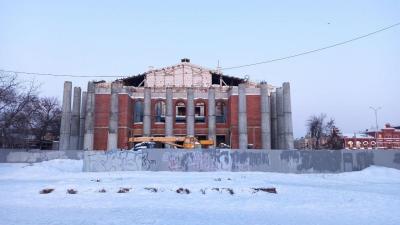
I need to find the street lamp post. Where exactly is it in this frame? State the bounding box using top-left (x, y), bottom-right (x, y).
top-left (369, 106), bottom-right (381, 149)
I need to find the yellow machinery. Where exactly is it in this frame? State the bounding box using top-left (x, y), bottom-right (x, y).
top-left (128, 136), bottom-right (214, 149)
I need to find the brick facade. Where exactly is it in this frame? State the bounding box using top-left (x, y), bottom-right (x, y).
top-left (92, 93), bottom-right (266, 150)
top-left (60, 59), bottom-right (294, 151)
top-left (344, 124), bottom-right (400, 149)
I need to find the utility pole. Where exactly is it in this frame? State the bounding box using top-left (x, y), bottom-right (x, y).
top-left (369, 106), bottom-right (381, 131)
top-left (369, 106), bottom-right (381, 149)
top-left (217, 60), bottom-right (222, 86)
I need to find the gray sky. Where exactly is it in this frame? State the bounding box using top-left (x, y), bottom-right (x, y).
top-left (1, 0), bottom-right (399, 138)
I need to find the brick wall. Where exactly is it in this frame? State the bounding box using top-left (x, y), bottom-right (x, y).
top-left (247, 95), bottom-right (262, 149)
top-left (93, 91), bottom-right (265, 150)
top-left (118, 94), bottom-right (131, 149)
top-left (94, 94), bottom-right (110, 150)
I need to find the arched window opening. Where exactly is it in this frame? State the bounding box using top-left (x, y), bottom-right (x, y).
top-left (347, 141), bottom-right (353, 149)
top-left (195, 102), bottom-right (205, 123)
top-left (134, 100), bottom-right (144, 123)
top-left (216, 101), bottom-right (226, 123)
top-left (175, 102), bottom-right (186, 123)
top-left (356, 141), bottom-right (361, 149)
top-left (155, 101), bottom-right (166, 123)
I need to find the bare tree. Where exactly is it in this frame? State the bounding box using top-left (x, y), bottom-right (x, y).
top-left (0, 73), bottom-right (19, 112)
top-left (0, 72), bottom-right (39, 148)
top-left (326, 125), bottom-right (344, 150)
top-left (307, 114), bottom-right (343, 150)
top-left (307, 114), bottom-right (326, 149)
top-left (31, 97), bottom-right (62, 149)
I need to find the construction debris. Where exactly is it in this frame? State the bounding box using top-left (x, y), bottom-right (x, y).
top-left (39, 188), bottom-right (54, 194)
top-left (251, 187), bottom-right (277, 194)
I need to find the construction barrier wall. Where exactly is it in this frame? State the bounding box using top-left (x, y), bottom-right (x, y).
top-left (82, 149), bottom-right (400, 173)
top-left (1, 149), bottom-right (399, 173)
top-left (0, 149), bottom-right (83, 163)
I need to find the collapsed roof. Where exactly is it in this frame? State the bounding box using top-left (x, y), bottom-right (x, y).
top-left (116, 59), bottom-right (246, 87)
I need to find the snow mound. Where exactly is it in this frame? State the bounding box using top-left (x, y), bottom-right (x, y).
top-left (345, 165), bottom-right (400, 177)
top-left (29, 159), bottom-right (83, 173)
top-left (0, 159), bottom-right (83, 179)
top-left (333, 166), bottom-right (400, 183)
top-left (357, 165), bottom-right (400, 175)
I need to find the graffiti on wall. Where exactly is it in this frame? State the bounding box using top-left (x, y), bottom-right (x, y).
top-left (231, 151), bottom-right (270, 171)
top-left (160, 150), bottom-right (232, 171)
top-left (83, 149), bottom-right (272, 172)
top-left (142, 151), bottom-right (157, 170)
top-left (82, 149), bottom-right (400, 173)
top-left (84, 150), bottom-right (142, 172)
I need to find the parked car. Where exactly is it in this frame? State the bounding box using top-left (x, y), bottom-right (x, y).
top-left (132, 142), bottom-right (156, 151)
top-left (217, 143), bottom-right (231, 149)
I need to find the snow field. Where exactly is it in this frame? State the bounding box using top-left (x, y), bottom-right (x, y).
top-left (0, 159), bottom-right (400, 225)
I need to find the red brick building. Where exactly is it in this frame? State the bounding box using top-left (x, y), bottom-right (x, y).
top-left (59, 59), bottom-right (294, 150)
top-left (344, 124), bottom-right (400, 149)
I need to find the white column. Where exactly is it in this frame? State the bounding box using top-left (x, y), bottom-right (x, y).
top-left (260, 83), bottom-right (271, 149)
top-left (238, 83), bottom-right (248, 149)
top-left (59, 81), bottom-right (72, 150)
top-left (186, 87), bottom-right (195, 136)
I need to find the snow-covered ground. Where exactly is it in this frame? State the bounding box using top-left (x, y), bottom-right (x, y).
top-left (0, 160), bottom-right (399, 225)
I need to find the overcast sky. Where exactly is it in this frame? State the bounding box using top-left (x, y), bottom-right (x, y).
top-left (1, 0), bottom-right (399, 138)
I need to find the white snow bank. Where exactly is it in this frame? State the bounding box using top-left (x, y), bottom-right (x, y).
top-left (27, 159), bottom-right (83, 173)
top-left (0, 159), bottom-right (82, 179)
top-left (0, 160), bottom-right (399, 225)
top-left (325, 165), bottom-right (400, 183)
top-left (345, 165), bottom-right (400, 177)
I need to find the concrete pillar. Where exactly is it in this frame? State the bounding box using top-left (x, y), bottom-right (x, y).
top-left (208, 87), bottom-right (216, 147)
top-left (283, 82), bottom-right (294, 149)
top-left (270, 91), bottom-right (278, 149)
top-left (260, 83), bottom-right (271, 149)
top-left (228, 88), bottom-right (235, 148)
top-left (78, 91), bottom-right (87, 150)
top-left (59, 81), bottom-right (72, 150)
top-left (276, 87), bottom-right (284, 149)
top-left (143, 87), bottom-right (151, 136)
top-left (83, 82), bottom-right (95, 150)
top-left (107, 82), bottom-right (119, 150)
top-left (70, 87), bottom-right (81, 150)
top-left (238, 83), bottom-right (248, 149)
top-left (165, 88), bottom-right (173, 137)
top-left (165, 88), bottom-right (173, 148)
top-left (186, 87), bottom-right (195, 136)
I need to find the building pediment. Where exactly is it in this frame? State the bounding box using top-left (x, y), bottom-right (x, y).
top-left (145, 60), bottom-right (214, 88)
top-left (117, 58), bottom-right (249, 88)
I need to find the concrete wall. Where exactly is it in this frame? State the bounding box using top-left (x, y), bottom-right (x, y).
top-left (0, 150), bottom-right (83, 163)
top-left (2, 149), bottom-right (398, 174)
top-left (82, 149), bottom-right (400, 173)
top-left (83, 150), bottom-right (142, 172)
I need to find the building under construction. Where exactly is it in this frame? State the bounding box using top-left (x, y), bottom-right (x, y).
top-left (59, 59), bottom-right (294, 150)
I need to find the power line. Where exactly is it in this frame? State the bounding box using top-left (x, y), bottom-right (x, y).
top-left (1, 21), bottom-right (399, 77)
top-left (0, 69), bottom-right (126, 78)
top-left (220, 21), bottom-right (400, 70)
top-left (0, 68), bottom-right (207, 79)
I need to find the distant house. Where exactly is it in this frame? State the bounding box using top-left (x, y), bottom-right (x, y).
top-left (294, 136), bottom-right (312, 150)
top-left (344, 123), bottom-right (400, 149)
top-left (294, 134), bottom-right (330, 150)
top-left (367, 124), bottom-right (400, 149)
top-left (343, 133), bottom-right (375, 149)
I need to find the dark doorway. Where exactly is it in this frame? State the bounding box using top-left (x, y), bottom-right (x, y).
top-left (216, 135), bottom-right (226, 146)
